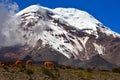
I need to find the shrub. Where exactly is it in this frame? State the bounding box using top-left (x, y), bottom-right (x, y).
top-left (25, 69), bottom-right (34, 76)
top-left (41, 67), bottom-right (60, 80)
top-left (112, 68), bottom-right (120, 73)
top-left (25, 69), bottom-right (34, 80)
top-left (100, 69), bottom-right (110, 72)
top-left (2, 66), bottom-right (9, 72)
top-left (75, 71), bottom-right (93, 79)
top-left (78, 67), bottom-right (85, 70)
top-left (65, 66), bottom-right (72, 69)
top-left (86, 68), bottom-right (93, 73)
top-left (41, 67), bottom-right (55, 80)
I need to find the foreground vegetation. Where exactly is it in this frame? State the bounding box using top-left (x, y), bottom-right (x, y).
top-left (0, 62), bottom-right (120, 80)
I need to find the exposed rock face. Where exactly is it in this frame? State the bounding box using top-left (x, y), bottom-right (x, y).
top-left (0, 5), bottom-right (120, 69)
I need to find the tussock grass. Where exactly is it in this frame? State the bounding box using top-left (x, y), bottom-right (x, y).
top-left (0, 62), bottom-right (120, 80)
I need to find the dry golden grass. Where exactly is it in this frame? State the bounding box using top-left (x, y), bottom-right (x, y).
top-left (0, 63), bottom-right (120, 80)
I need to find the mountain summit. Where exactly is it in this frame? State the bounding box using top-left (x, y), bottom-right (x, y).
top-left (1, 5), bottom-right (120, 69)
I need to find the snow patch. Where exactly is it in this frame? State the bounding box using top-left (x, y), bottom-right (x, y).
top-left (93, 43), bottom-right (105, 55)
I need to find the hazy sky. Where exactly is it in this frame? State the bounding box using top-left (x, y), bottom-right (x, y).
top-left (1, 0), bottom-right (120, 33)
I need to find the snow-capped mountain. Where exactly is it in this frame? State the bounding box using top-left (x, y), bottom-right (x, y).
top-left (0, 5), bottom-right (120, 69)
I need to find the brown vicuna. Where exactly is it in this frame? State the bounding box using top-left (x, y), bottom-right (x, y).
top-left (12, 59), bottom-right (23, 68)
top-left (15, 59), bottom-right (23, 65)
top-left (26, 60), bottom-right (32, 65)
top-left (91, 66), bottom-right (96, 70)
top-left (0, 62), bottom-right (5, 67)
top-left (44, 61), bottom-right (55, 68)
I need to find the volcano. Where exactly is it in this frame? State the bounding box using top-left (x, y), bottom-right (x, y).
top-left (0, 5), bottom-right (120, 69)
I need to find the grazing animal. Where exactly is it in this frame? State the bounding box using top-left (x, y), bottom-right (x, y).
top-left (12, 64), bottom-right (17, 68)
top-left (44, 61), bottom-right (54, 68)
top-left (91, 66), bottom-right (96, 70)
top-left (26, 60), bottom-right (32, 65)
top-left (15, 59), bottom-right (23, 65)
top-left (12, 59), bottom-right (23, 68)
top-left (0, 62), bottom-right (5, 67)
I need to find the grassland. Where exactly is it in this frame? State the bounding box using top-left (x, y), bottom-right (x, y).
top-left (0, 63), bottom-right (120, 80)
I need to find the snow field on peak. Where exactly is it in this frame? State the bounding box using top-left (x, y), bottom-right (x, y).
top-left (16, 5), bottom-right (41, 16)
top-left (53, 8), bottom-right (100, 36)
top-left (16, 5), bottom-right (120, 38)
top-left (53, 8), bottom-right (120, 38)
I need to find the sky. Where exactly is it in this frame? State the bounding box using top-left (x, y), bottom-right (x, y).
top-left (1, 0), bottom-right (120, 33)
